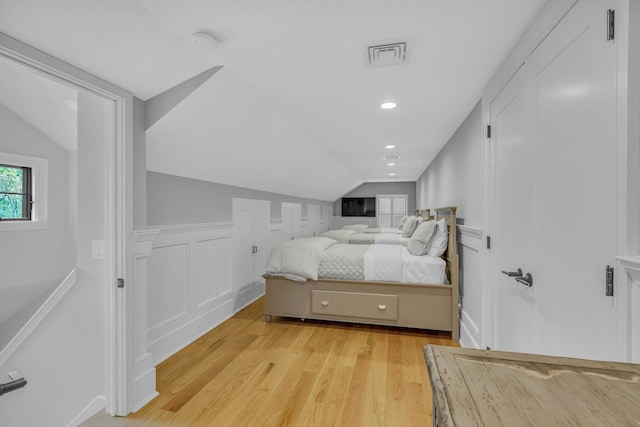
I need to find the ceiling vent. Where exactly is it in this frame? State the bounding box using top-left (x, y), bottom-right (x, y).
top-left (364, 39), bottom-right (410, 68)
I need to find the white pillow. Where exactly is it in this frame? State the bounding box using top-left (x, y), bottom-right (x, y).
top-left (427, 218), bottom-right (449, 257)
top-left (407, 220), bottom-right (437, 256)
top-left (397, 215), bottom-right (409, 229)
top-left (401, 215), bottom-right (418, 237)
top-left (342, 224), bottom-right (368, 231)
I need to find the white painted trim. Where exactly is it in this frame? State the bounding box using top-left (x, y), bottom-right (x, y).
top-left (66, 395), bottom-right (106, 427)
top-left (457, 225), bottom-right (482, 240)
top-left (460, 309), bottom-right (481, 350)
top-left (155, 221), bottom-right (234, 235)
top-left (483, 0), bottom-right (577, 102)
top-left (0, 268), bottom-right (78, 367)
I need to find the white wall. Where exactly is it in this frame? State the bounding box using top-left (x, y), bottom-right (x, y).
top-left (0, 103), bottom-right (76, 294)
top-left (415, 100), bottom-right (484, 348)
top-left (0, 91), bottom-right (113, 426)
top-left (416, 100), bottom-right (483, 226)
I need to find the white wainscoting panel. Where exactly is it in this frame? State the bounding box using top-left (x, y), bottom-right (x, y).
top-left (131, 229), bottom-right (159, 412)
top-left (458, 225), bottom-right (483, 349)
top-left (147, 222), bottom-right (242, 365)
top-left (148, 242), bottom-right (189, 331)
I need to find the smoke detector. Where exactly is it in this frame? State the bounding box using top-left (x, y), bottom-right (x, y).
top-left (191, 31), bottom-right (218, 50)
top-left (364, 38), bottom-right (410, 68)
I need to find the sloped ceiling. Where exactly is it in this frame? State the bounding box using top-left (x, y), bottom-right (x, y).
top-left (0, 0), bottom-right (550, 200)
top-left (146, 67), bottom-right (361, 201)
top-left (0, 57), bottom-right (77, 151)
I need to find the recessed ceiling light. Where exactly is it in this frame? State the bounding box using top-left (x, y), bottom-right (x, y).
top-left (383, 155), bottom-right (400, 160)
top-left (64, 99), bottom-right (78, 112)
top-left (389, 173), bottom-right (396, 176)
top-left (384, 145), bottom-right (396, 149)
top-left (191, 31), bottom-right (219, 50)
top-left (380, 102), bottom-right (397, 110)
top-left (387, 163), bottom-right (395, 166)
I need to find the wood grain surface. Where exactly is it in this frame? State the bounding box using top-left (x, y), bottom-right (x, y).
top-left (82, 297), bottom-right (457, 426)
top-left (425, 345), bottom-right (640, 427)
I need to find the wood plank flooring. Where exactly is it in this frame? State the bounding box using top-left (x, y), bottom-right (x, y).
top-left (83, 297), bottom-right (458, 427)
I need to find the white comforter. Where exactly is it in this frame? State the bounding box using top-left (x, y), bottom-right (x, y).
top-left (265, 237), bottom-right (337, 281)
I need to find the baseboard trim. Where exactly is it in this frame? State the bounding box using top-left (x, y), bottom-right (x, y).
top-left (460, 309), bottom-right (481, 349)
top-left (66, 395), bottom-right (106, 427)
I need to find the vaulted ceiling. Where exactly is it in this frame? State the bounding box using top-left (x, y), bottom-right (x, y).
top-left (0, 0), bottom-right (549, 200)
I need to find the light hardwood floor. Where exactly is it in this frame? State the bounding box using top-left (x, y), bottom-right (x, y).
top-left (83, 297), bottom-right (458, 426)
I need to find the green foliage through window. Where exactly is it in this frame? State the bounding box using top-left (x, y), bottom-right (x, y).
top-left (0, 165), bottom-right (31, 220)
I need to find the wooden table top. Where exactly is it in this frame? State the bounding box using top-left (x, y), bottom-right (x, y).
top-left (424, 345), bottom-right (640, 426)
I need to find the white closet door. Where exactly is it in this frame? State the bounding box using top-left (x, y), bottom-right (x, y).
top-left (252, 204), bottom-right (270, 282)
top-left (527, 0), bottom-right (617, 360)
top-left (233, 206), bottom-right (255, 291)
top-left (491, 67), bottom-right (535, 353)
top-left (490, 0), bottom-right (618, 360)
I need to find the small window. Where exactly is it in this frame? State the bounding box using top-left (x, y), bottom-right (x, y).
top-left (0, 164), bottom-right (33, 221)
top-left (0, 152), bottom-right (48, 231)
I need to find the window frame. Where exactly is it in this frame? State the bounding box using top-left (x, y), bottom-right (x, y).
top-left (0, 152), bottom-right (48, 231)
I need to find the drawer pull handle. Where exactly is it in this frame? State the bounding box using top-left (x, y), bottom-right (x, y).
top-left (378, 304), bottom-right (386, 310)
top-left (321, 300), bottom-right (329, 306)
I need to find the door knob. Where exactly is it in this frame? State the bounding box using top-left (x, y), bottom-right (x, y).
top-left (501, 268), bottom-right (523, 277)
top-left (515, 272), bottom-right (533, 287)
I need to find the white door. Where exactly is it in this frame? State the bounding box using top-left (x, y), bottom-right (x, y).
top-left (233, 204), bottom-right (255, 290)
top-left (252, 204), bottom-right (270, 284)
top-left (233, 198), bottom-right (271, 290)
top-left (491, 0), bottom-right (618, 360)
top-left (491, 67), bottom-right (536, 352)
top-left (528, 0), bottom-right (617, 360)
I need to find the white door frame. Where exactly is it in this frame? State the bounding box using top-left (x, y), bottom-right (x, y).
top-left (0, 34), bottom-right (133, 414)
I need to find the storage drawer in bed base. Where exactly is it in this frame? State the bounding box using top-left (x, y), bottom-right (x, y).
top-left (311, 290), bottom-right (398, 321)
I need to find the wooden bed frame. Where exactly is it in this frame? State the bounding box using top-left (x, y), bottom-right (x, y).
top-left (263, 207), bottom-right (459, 341)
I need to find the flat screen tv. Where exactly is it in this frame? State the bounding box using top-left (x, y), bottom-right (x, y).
top-left (341, 197), bottom-right (376, 217)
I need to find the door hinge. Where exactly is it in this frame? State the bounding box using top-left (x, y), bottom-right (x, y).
top-left (606, 265), bottom-right (614, 296)
top-left (487, 125), bottom-right (492, 138)
top-left (117, 278), bottom-right (124, 288)
top-left (607, 9), bottom-right (615, 41)
top-left (486, 235), bottom-right (491, 249)
top-left (251, 245), bottom-right (258, 254)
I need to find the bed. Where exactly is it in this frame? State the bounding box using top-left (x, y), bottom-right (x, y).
top-left (320, 229), bottom-right (410, 245)
top-left (321, 211), bottom-right (429, 245)
top-left (263, 207), bottom-right (459, 341)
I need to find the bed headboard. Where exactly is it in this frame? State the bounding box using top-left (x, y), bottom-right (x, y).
top-left (433, 207), bottom-right (459, 341)
top-left (415, 209), bottom-right (430, 220)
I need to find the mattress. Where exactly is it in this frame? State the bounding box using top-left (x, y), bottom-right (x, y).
top-left (318, 244), bottom-right (446, 284)
top-left (266, 238), bottom-right (446, 284)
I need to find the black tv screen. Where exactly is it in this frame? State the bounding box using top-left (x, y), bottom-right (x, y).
top-left (342, 197), bottom-right (376, 217)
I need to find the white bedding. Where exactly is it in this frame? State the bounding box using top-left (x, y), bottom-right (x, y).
top-left (364, 244), bottom-right (403, 281)
top-left (374, 233), bottom-right (409, 246)
top-left (363, 227), bottom-right (402, 234)
top-left (265, 237), bottom-right (337, 281)
top-left (266, 239), bottom-right (446, 284)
